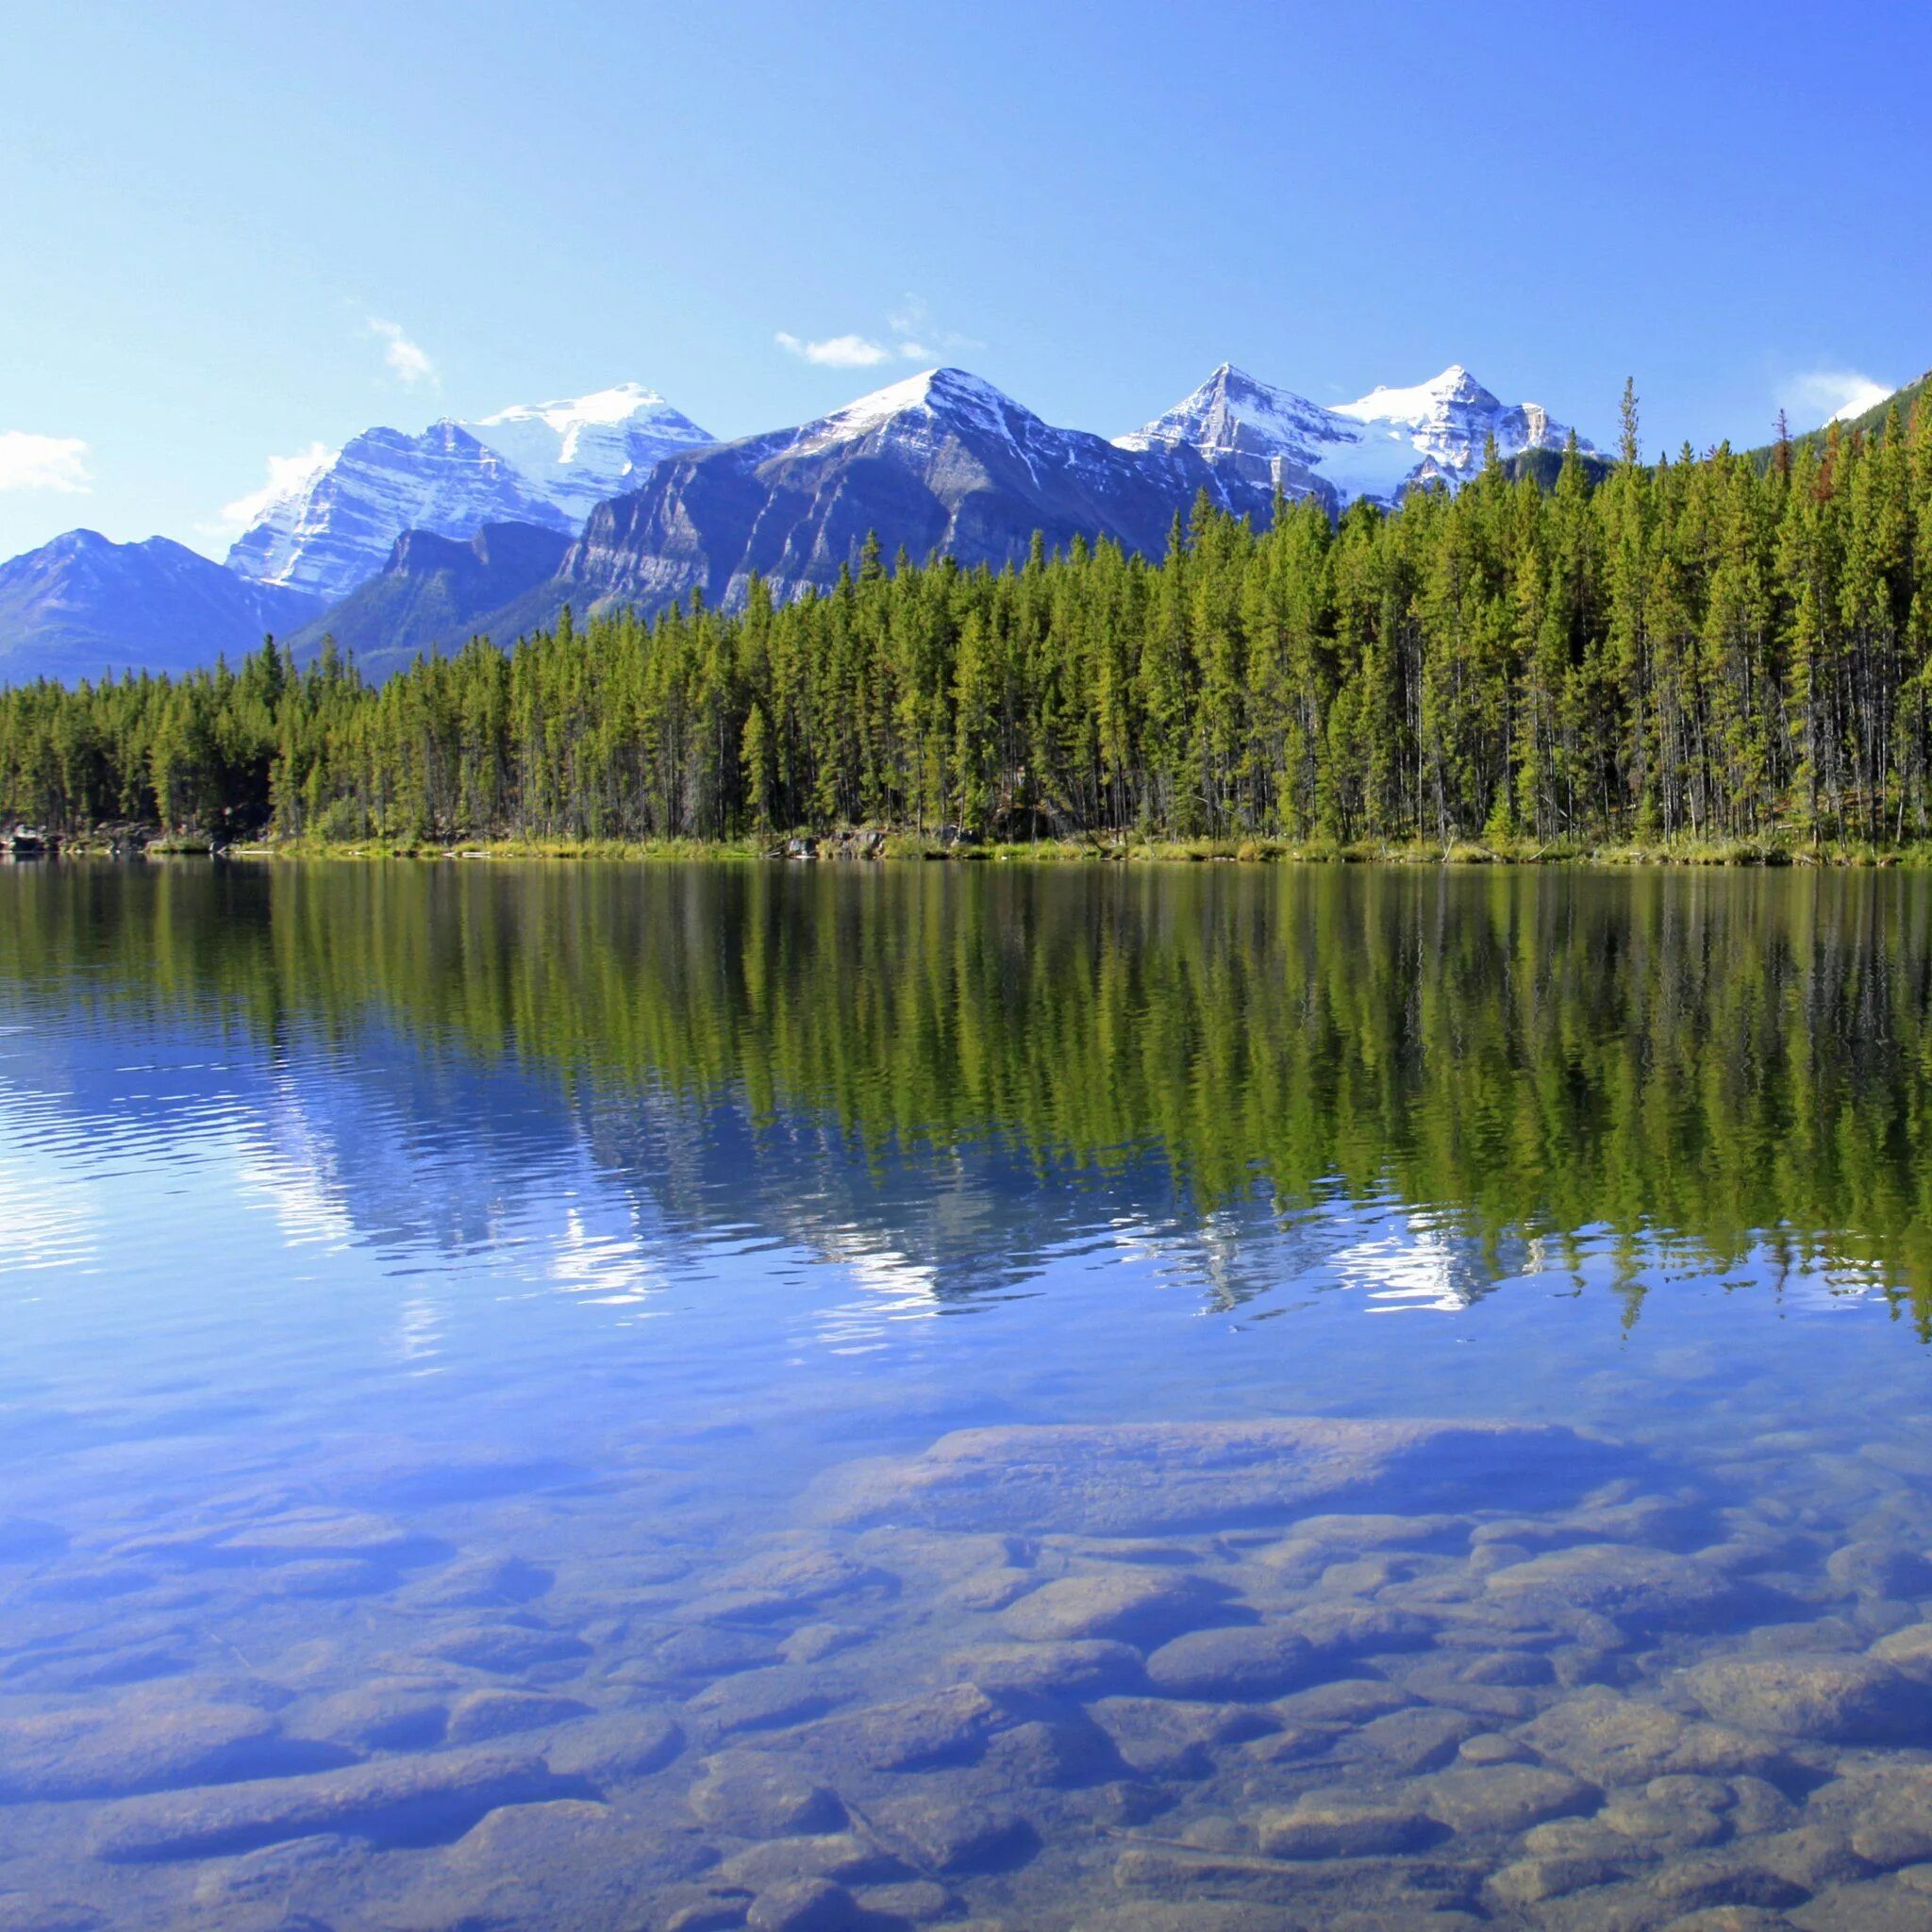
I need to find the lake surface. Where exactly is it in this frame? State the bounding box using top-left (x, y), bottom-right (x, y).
top-left (4, 859), bottom-right (1932, 1932)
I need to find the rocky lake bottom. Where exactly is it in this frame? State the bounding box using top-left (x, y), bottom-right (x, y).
top-left (12, 1397), bottom-right (1932, 1931)
top-left (7, 860), bottom-right (1932, 1930)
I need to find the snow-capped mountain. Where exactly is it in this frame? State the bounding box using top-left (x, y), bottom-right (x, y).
top-left (1120, 363), bottom-right (1588, 508)
top-left (466, 384), bottom-right (712, 526)
top-left (561, 366), bottom-right (1255, 616)
top-left (225, 386), bottom-right (713, 603)
top-left (2, 360), bottom-right (1599, 686)
top-left (0, 532), bottom-right (322, 685)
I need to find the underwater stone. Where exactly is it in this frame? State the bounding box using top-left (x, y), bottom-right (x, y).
top-left (1646, 1852), bottom-right (1809, 1914)
top-left (1255, 1790), bottom-right (1442, 1858)
top-left (1143, 1624), bottom-right (1314, 1700)
top-left (1417, 1763), bottom-right (1596, 1834)
top-left (404, 1555), bottom-right (555, 1609)
top-left (819, 1684), bottom-right (1001, 1772)
top-left (1002, 1568), bottom-right (1226, 1643)
top-left (716, 1832), bottom-right (902, 1890)
top-left (946, 1638), bottom-right (1145, 1699)
top-left (291, 1678), bottom-right (453, 1752)
top-left (92, 1748), bottom-right (569, 1861)
top-left (1870, 1622), bottom-right (1932, 1677)
top-left (745, 1876), bottom-right (860, 1932)
top-left (809, 1419), bottom-right (1611, 1537)
top-left (1519, 1690), bottom-right (1791, 1785)
top-left (444, 1688), bottom-right (591, 1745)
top-left (1657, 1912), bottom-right (1803, 1932)
top-left (1824, 1764), bottom-right (1932, 1868)
top-left (1338, 1704), bottom-right (1485, 1775)
top-left (1285, 1600), bottom-right (1438, 1657)
top-left (1487, 1853), bottom-right (1631, 1907)
top-left (851, 1878), bottom-right (953, 1923)
top-left (868, 1790), bottom-right (1037, 1874)
top-left (687, 1666), bottom-right (835, 1739)
top-left (0, 1693), bottom-right (288, 1801)
top-left (1677, 1654), bottom-right (1932, 1742)
top-left (1088, 1695), bottom-right (1275, 1779)
top-left (1483, 1543), bottom-right (1740, 1631)
top-left (542, 1707), bottom-right (683, 1782)
top-left (979, 1712), bottom-right (1122, 1788)
top-left (688, 1754), bottom-right (846, 1839)
top-left (425, 1623), bottom-right (591, 1674)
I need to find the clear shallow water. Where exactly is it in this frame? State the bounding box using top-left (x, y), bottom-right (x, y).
top-left (4, 861), bottom-right (1932, 1931)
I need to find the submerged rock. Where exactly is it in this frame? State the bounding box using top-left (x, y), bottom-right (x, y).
top-left (1255, 1790), bottom-right (1442, 1858)
top-left (688, 1754), bottom-right (845, 1839)
top-left (868, 1791), bottom-right (1038, 1874)
top-left (0, 1693), bottom-right (291, 1801)
top-left (688, 1666), bottom-right (835, 1739)
top-left (1871, 1622), bottom-right (1932, 1677)
top-left (1089, 1695), bottom-right (1274, 1778)
top-left (815, 1684), bottom-right (1001, 1772)
top-left (1677, 1654), bottom-right (1932, 1742)
top-left (1337, 1704), bottom-right (1485, 1775)
top-left (1143, 1624), bottom-right (1313, 1699)
top-left (1519, 1690), bottom-right (1790, 1785)
top-left (404, 1554), bottom-right (555, 1609)
top-left (291, 1678), bottom-right (453, 1752)
top-left (745, 1876), bottom-right (860, 1932)
top-left (542, 1707), bottom-right (683, 1782)
top-left (425, 1623), bottom-right (591, 1674)
top-left (1814, 1763), bottom-right (1932, 1868)
top-left (1483, 1543), bottom-right (1740, 1631)
top-left (445, 1688), bottom-right (591, 1745)
top-left (947, 1638), bottom-right (1144, 1699)
top-left (809, 1418), bottom-right (1612, 1537)
top-left (1002, 1568), bottom-right (1226, 1643)
top-left (1416, 1763), bottom-right (1596, 1834)
top-left (92, 1748), bottom-right (570, 1861)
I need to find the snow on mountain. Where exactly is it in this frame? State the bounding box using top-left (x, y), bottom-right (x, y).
top-left (1120, 362), bottom-right (1588, 509)
top-left (1117, 363), bottom-right (1357, 504)
top-left (225, 386), bottom-right (714, 604)
top-left (1327, 364), bottom-right (1579, 498)
top-left (467, 384), bottom-right (713, 525)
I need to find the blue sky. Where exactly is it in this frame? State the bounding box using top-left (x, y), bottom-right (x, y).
top-left (5, 0), bottom-right (1930, 561)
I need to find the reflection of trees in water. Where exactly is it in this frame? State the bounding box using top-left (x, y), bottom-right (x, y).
top-left (4, 861), bottom-right (1932, 1326)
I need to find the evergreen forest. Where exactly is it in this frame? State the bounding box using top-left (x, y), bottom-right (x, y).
top-left (7, 391), bottom-right (1932, 853)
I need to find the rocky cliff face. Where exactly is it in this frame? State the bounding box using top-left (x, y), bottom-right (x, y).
top-left (561, 367), bottom-right (1269, 614)
top-left (282, 522), bottom-right (573, 682)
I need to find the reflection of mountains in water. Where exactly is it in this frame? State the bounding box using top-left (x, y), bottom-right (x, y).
top-left (5, 861), bottom-right (1932, 1328)
top-left (0, 1002), bottom-right (1538, 1333)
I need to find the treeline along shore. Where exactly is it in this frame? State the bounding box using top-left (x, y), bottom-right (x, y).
top-left (7, 393), bottom-right (1932, 858)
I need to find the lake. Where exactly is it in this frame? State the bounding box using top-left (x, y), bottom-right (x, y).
top-left (3, 858), bottom-right (1932, 1932)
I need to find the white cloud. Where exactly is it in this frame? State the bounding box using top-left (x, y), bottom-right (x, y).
top-left (777, 297), bottom-right (981, 371)
top-left (1780, 369), bottom-right (1893, 428)
top-left (210, 441), bottom-right (337, 535)
top-left (369, 316), bottom-right (438, 387)
top-left (887, 293), bottom-right (979, 361)
top-left (775, 330), bottom-right (896, 368)
top-left (0, 430), bottom-right (92, 493)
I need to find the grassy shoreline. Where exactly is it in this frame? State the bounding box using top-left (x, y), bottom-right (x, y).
top-left (169, 830), bottom-right (1932, 867)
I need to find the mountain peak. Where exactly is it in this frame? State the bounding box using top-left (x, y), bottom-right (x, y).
top-left (225, 383), bottom-right (716, 601)
top-left (794, 367), bottom-right (1027, 450)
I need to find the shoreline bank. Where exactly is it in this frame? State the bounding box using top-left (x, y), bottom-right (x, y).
top-left (33, 832), bottom-right (1932, 869)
